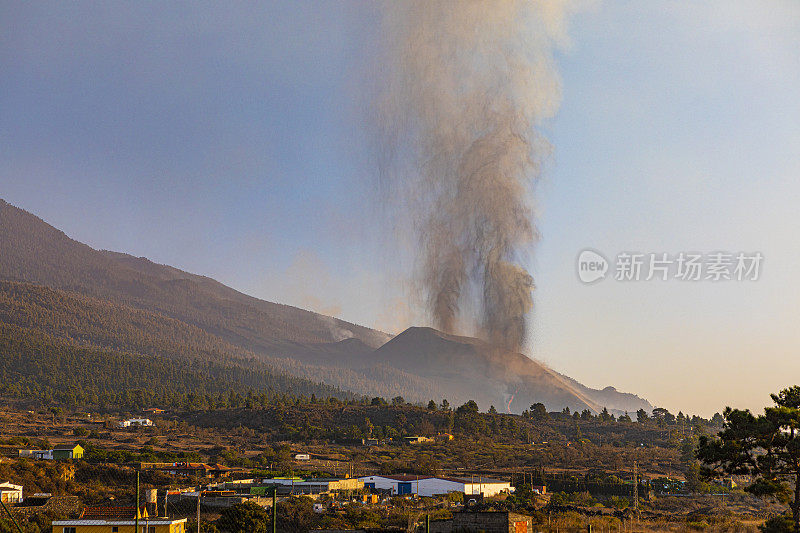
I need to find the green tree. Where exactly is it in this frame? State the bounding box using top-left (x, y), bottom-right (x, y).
top-left (277, 496), bottom-right (316, 533)
top-left (362, 417), bottom-right (374, 437)
top-left (697, 386), bottom-right (800, 531)
top-left (216, 501), bottom-right (271, 533)
top-left (457, 400), bottom-right (479, 414)
top-left (530, 403), bottom-right (550, 422)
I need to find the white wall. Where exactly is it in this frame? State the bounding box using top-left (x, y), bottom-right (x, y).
top-left (359, 476), bottom-right (399, 494)
top-left (416, 478), bottom-right (463, 497)
top-left (358, 476), bottom-right (511, 498)
top-left (463, 481), bottom-right (512, 497)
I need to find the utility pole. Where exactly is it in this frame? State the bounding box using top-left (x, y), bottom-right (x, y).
top-left (135, 471), bottom-right (140, 533)
top-left (272, 487), bottom-right (277, 533)
top-left (196, 489), bottom-right (201, 533)
top-left (633, 461), bottom-right (640, 523)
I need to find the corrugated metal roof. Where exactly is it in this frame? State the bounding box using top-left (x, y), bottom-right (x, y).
top-left (80, 506), bottom-right (147, 519)
top-left (52, 444), bottom-right (81, 450)
top-left (53, 519), bottom-right (187, 526)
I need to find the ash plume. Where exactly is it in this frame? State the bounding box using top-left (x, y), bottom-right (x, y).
top-left (375, 1), bottom-right (575, 351)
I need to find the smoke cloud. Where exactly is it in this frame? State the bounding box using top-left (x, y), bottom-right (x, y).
top-left (375, 1), bottom-right (574, 351)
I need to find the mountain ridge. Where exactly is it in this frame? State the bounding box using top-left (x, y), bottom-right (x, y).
top-left (0, 199), bottom-right (389, 350)
top-left (0, 198), bottom-right (652, 413)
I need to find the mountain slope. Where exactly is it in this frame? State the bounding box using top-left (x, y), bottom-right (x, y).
top-left (0, 199), bottom-right (651, 413)
top-left (0, 280), bottom-right (440, 402)
top-left (556, 373), bottom-right (652, 414)
top-left (0, 199), bottom-right (389, 353)
top-left (373, 327), bottom-right (606, 413)
top-left (0, 323), bottom-right (354, 407)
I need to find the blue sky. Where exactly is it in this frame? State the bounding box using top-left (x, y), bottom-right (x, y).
top-left (2, 1), bottom-right (798, 415)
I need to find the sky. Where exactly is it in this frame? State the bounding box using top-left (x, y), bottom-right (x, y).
top-left (2, 1), bottom-right (799, 416)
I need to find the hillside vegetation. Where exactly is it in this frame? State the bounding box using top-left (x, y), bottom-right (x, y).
top-left (0, 323), bottom-right (353, 408)
top-left (0, 199), bottom-right (388, 350)
top-left (0, 281), bottom-right (441, 401)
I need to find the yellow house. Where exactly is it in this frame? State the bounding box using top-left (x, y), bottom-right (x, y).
top-left (51, 518), bottom-right (187, 533)
top-left (52, 444), bottom-right (84, 460)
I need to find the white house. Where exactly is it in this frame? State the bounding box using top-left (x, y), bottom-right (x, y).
top-left (358, 475), bottom-right (512, 498)
top-left (0, 482), bottom-right (23, 504)
top-left (18, 449), bottom-right (53, 460)
top-left (294, 453), bottom-right (310, 461)
top-left (120, 418), bottom-right (154, 427)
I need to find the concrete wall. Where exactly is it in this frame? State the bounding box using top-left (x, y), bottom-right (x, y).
top-left (462, 481), bottom-right (512, 497)
top-left (428, 512), bottom-right (532, 533)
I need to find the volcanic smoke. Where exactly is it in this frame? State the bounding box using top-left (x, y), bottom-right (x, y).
top-left (375, 1), bottom-right (572, 351)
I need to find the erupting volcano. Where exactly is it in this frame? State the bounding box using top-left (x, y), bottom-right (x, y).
top-left (375, 0), bottom-right (573, 352)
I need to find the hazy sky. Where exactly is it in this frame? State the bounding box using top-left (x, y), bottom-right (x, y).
top-left (2, 1), bottom-right (798, 416)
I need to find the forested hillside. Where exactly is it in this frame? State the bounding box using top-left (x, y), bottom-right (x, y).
top-left (0, 199), bottom-right (389, 351)
top-left (0, 280), bottom-right (249, 361)
top-left (0, 323), bottom-right (353, 409)
top-left (0, 281), bottom-right (439, 402)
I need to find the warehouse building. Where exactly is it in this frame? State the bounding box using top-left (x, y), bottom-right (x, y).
top-left (358, 475), bottom-right (511, 497)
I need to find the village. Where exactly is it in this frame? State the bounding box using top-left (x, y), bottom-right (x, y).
top-left (1, 406), bottom-right (770, 533)
top-left (4, 433), bottom-right (539, 533)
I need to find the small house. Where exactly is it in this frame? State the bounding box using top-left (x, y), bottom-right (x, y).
top-left (402, 436), bottom-right (433, 444)
top-left (156, 462), bottom-right (231, 479)
top-left (119, 418), bottom-right (154, 428)
top-left (52, 444), bottom-right (84, 460)
top-left (52, 517), bottom-right (186, 532)
top-left (0, 482), bottom-right (22, 504)
top-left (294, 453), bottom-right (310, 461)
top-left (19, 449), bottom-right (53, 460)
